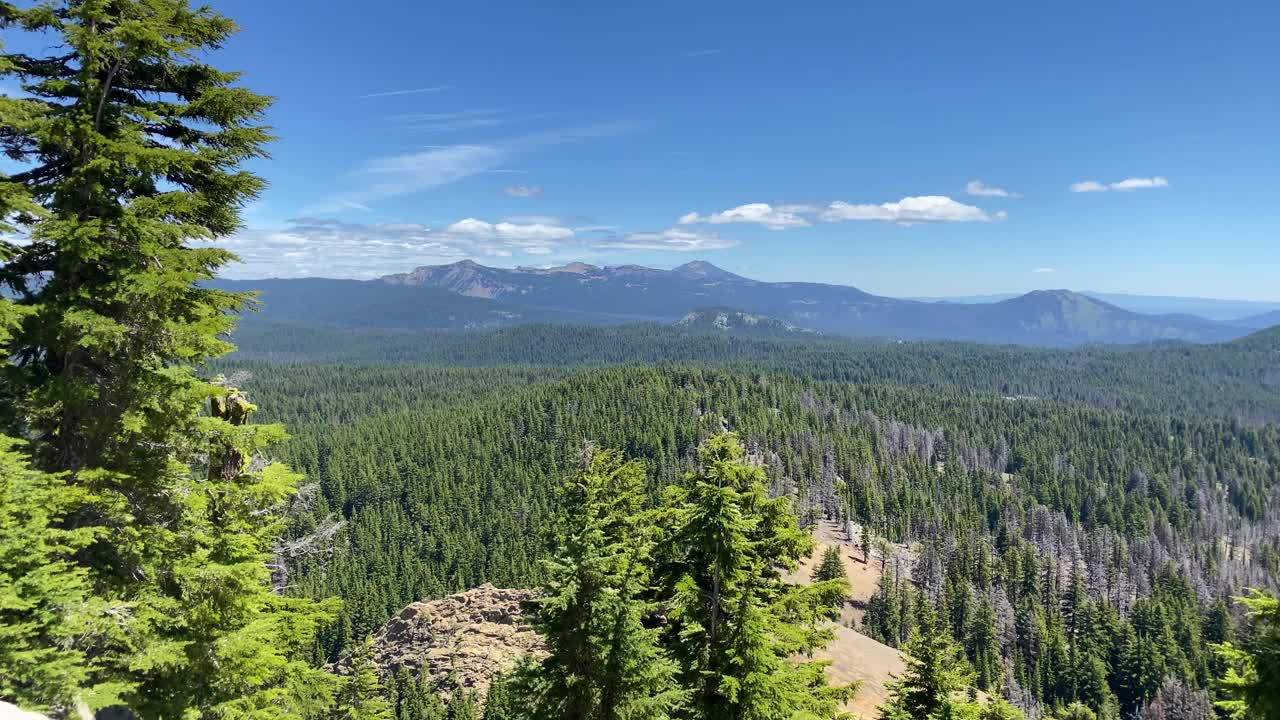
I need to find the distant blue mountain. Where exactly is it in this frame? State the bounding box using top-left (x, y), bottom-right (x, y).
top-left (212, 261), bottom-right (1254, 347)
top-left (1231, 310), bottom-right (1280, 330)
top-left (372, 261), bottom-right (1249, 346)
top-left (914, 290), bottom-right (1280, 321)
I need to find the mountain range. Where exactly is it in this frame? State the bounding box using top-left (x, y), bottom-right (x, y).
top-left (216, 260), bottom-right (1272, 347)
top-left (913, 291), bottom-right (1280, 322)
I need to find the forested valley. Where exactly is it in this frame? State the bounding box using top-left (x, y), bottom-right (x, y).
top-left (2, 2), bottom-right (1278, 720)
top-left (229, 344), bottom-right (1280, 720)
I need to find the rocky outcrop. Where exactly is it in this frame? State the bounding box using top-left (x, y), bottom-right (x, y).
top-left (367, 584), bottom-right (544, 700)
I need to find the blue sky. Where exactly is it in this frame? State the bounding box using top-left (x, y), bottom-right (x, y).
top-left (12, 1), bottom-right (1280, 298)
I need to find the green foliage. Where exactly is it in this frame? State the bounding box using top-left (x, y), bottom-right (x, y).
top-left (446, 689), bottom-right (478, 720)
top-left (335, 639), bottom-right (393, 720)
top-left (1213, 590), bottom-right (1280, 720)
top-left (656, 433), bottom-right (854, 719)
top-left (223, 321), bottom-right (1280, 425)
top-left (518, 447), bottom-right (684, 720)
top-left (218, 355), bottom-right (1278, 720)
top-left (0, 1), bottom-right (337, 716)
top-left (878, 608), bottom-right (980, 720)
top-left (1053, 702), bottom-right (1096, 720)
top-left (0, 438), bottom-right (98, 713)
top-left (979, 698), bottom-right (1025, 720)
top-left (387, 668), bottom-right (445, 720)
top-left (813, 546), bottom-right (848, 584)
top-left (480, 673), bottom-right (518, 720)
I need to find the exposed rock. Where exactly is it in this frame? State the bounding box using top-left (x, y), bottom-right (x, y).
top-left (367, 584), bottom-right (544, 701)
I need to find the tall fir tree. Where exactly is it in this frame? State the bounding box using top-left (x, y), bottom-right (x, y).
top-left (655, 432), bottom-right (854, 720)
top-left (519, 447), bottom-right (684, 720)
top-left (877, 606), bottom-right (980, 720)
top-left (335, 638), bottom-right (393, 720)
top-left (1213, 590), bottom-right (1280, 720)
top-left (0, 253), bottom-right (98, 713)
top-left (0, 1), bottom-right (337, 715)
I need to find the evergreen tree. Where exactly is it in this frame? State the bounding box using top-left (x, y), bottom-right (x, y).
top-left (0, 1), bottom-right (337, 716)
top-left (656, 433), bottom-right (854, 719)
top-left (481, 673), bottom-right (517, 720)
top-left (447, 689), bottom-right (479, 720)
top-left (389, 668), bottom-right (445, 720)
top-left (335, 639), bottom-right (393, 720)
top-left (519, 447), bottom-right (684, 720)
top-left (979, 698), bottom-right (1025, 720)
top-left (1053, 702), bottom-right (1095, 720)
top-left (814, 546), bottom-right (848, 584)
top-left (968, 598), bottom-right (1003, 691)
top-left (877, 607), bottom-right (980, 720)
top-left (1213, 590), bottom-right (1280, 720)
top-left (0, 438), bottom-right (97, 713)
top-left (860, 526), bottom-right (873, 566)
top-left (812, 545), bottom-right (850, 608)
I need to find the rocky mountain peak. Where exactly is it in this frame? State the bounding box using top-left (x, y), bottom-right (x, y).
top-left (365, 584), bottom-right (544, 702)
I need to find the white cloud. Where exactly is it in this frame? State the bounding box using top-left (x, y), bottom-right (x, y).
top-left (966, 180), bottom-right (1019, 198)
top-left (775, 203), bottom-right (821, 214)
top-left (444, 218), bottom-right (498, 237)
top-left (604, 228), bottom-right (740, 252)
top-left (1070, 176), bottom-right (1169, 193)
top-left (1069, 181), bottom-right (1109, 193)
top-left (444, 218), bottom-right (574, 243)
top-left (679, 203), bottom-right (811, 230)
top-left (820, 195), bottom-right (1005, 224)
top-left (217, 213), bottom-right (739, 278)
top-left (1110, 176), bottom-right (1169, 191)
top-left (1032, 267), bottom-right (1056, 273)
top-left (503, 184), bottom-right (544, 198)
top-left (494, 222), bottom-right (575, 243)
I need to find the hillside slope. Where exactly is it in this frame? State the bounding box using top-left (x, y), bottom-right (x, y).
top-left (676, 306), bottom-right (818, 336)
top-left (1232, 309), bottom-right (1280, 330)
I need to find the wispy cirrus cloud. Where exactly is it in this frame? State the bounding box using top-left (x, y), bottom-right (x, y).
top-left (302, 144), bottom-right (507, 213)
top-left (1032, 267), bottom-right (1056, 273)
top-left (505, 215), bottom-right (562, 225)
top-left (821, 195), bottom-right (1005, 224)
top-left (307, 121), bottom-right (639, 213)
top-left (603, 228), bottom-right (739, 252)
top-left (679, 203), bottom-right (811, 230)
top-left (683, 49), bottom-right (721, 57)
top-left (503, 184), bottom-right (544, 198)
top-left (966, 180), bottom-right (1019, 198)
top-left (1070, 176), bottom-right (1168, 193)
top-left (391, 109), bottom-right (513, 132)
top-left (358, 85), bottom-right (453, 98)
